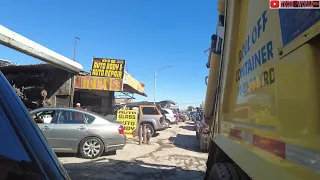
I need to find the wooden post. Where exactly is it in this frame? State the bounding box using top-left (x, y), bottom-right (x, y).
top-left (147, 128), bottom-right (151, 145)
top-left (135, 111), bottom-right (140, 142)
top-left (139, 125), bottom-right (143, 145)
top-left (143, 124), bottom-right (147, 143)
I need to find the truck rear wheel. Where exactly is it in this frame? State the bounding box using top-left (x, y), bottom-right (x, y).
top-left (209, 163), bottom-right (250, 180)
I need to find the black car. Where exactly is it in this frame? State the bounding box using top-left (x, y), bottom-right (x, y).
top-left (0, 72), bottom-right (70, 179)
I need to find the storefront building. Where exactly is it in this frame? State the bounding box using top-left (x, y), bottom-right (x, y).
top-left (73, 71), bottom-right (146, 115)
top-left (0, 63), bottom-right (75, 110)
top-left (0, 63), bottom-right (146, 114)
top-left (0, 25), bottom-right (146, 114)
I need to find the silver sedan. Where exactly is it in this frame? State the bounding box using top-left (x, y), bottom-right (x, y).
top-left (30, 107), bottom-right (126, 159)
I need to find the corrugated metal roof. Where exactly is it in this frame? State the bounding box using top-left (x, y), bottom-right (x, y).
top-left (0, 60), bottom-right (14, 67)
top-left (0, 59), bottom-right (12, 63)
top-left (10, 63), bottom-right (47, 67)
top-left (0, 63), bottom-right (65, 73)
top-left (0, 63), bottom-right (89, 76)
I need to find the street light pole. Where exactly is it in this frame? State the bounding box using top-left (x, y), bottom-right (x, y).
top-left (73, 37), bottom-right (80, 61)
top-left (154, 70), bottom-right (156, 104)
top-left (154, 66), bottom-right (173, 105)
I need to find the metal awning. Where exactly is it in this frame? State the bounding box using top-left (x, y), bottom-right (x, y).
top-left (122, 72), bottom-right (147, 97)
top-left (0, 25), bottom-right (83, 73)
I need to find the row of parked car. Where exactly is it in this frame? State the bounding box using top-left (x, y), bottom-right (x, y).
top-left (29, 102), bottom-right (188, 160)
top-left (106, 103), bottom-right (184, 136)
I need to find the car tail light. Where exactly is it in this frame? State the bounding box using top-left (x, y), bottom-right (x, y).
top-left (118, 125), bottom-right (124, 134)
top-left (174, 114), bottom-right (178, 120)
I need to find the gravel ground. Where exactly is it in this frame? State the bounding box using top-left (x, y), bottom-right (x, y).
top-left (58, 121), bottom-right (208, 180)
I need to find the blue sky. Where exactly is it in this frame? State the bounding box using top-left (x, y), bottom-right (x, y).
top-left (0, 0), bottom-right (217, 109)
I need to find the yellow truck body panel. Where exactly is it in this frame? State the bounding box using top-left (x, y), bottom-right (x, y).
top-left (205, 0), bottom-right (320, 179)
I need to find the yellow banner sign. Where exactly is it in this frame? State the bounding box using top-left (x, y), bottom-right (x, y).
top-left (74, 76), bottom-right (122, 91)
top-left (91, 58), bottom-right (125, 79)
top-left (116, 110), bottom-right (138, 138)
top-left (124, 72), bottom-right (145, 93)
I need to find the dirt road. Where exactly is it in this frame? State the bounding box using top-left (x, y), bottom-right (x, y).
top-left (59, 121), bottom-right (208, 180)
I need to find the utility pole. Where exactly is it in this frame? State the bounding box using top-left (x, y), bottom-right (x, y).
top-left (73, 37), bottom-right (80, 61)
top-left (154, 70), bottom-right (156, 104)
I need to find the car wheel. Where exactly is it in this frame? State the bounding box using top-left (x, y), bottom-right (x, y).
top-left (142, 123), bottom-right (155, 137)
top-left (79, 137), bottom-right (104, 159)
top-left (209, 163), bottom-right (250, 180)
top-left (166, 119), bottom-right (171, 127)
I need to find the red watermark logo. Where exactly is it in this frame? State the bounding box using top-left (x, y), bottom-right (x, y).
top-left (270, 0), bottom-right (280, 8)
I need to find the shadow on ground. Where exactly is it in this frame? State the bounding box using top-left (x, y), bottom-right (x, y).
top-left (168, 134), bottom-right (203, 153)
top-left (153, 132), bottom-right (160, 137)
top-left (56, 153), bottom-right (77, 158)
top-left (63, 158), bottom-right (204, 180)
top-left (56, 151), bottom-right (117, 158)
top-left (179, 125), bottom-right (195, 131)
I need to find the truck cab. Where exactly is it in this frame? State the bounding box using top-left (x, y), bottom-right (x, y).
top-left (203, 0), bottom-right (320, 180)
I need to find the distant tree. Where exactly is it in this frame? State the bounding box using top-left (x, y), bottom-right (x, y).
top-left (187, 106), bottom-right (194, 111)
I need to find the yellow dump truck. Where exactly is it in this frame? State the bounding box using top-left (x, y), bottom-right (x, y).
top-left (203, 0), bottom-right (320, 179)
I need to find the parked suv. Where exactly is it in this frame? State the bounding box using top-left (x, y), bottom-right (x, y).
top-left (161, 108), bottom-right (178, 124)
top-left (125, 103), bottom-right (166, 136)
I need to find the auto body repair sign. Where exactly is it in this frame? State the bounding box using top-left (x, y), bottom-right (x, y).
top-left (116, 110), bottom-right (138, 137)
top-left (91, 58), bottom-right (125, 79)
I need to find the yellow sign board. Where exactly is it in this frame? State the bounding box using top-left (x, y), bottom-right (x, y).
top-left (116, 110), bottom-right (138, 138)
top-left (124, 72), bottom-right (145, 92)
top-left (74, 76), bottom-right (122, 91)
top-left (91, 58), bottom-right (125, 79)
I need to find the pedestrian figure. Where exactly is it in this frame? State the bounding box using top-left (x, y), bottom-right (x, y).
top-left (74, 103), bottom-right (85, 122)
top-left (76, 103), bottom-right (83, 109)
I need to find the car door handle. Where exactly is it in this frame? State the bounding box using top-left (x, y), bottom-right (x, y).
top-left (42, 126), bottom-right (50, 130)
top-left (77, 126), bottom-right (86, 130)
